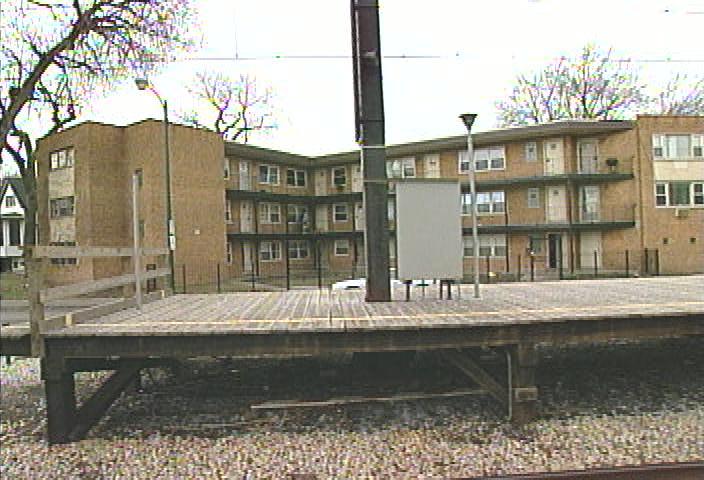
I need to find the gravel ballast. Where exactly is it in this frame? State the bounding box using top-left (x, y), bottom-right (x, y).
top-left (1, 339), bottom-right (703, 478)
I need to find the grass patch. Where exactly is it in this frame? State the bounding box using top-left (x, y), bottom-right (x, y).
top-left (0, 271), bottom-right (27, 300)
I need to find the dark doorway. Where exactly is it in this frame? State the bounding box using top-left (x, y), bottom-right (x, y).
top-left (548, 233), bottom-right (562, 268)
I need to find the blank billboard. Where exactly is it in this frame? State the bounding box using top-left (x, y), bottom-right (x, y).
top-left (395, 179), bottom-right (463, 281)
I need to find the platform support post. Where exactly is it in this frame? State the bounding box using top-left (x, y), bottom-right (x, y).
top-left (41, 356), bottom-right (76, 444)
top-left (509, 343), bottom-right (538, 424)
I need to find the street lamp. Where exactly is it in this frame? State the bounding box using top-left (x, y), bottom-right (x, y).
top-left (135, 78), bottom-right (175, 292)
top-left (460, 113), bottom-right (480, 298)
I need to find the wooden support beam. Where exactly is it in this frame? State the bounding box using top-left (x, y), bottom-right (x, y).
top-left (440, 349), bottom-right (507, 407)
top-left (41, 357), bottom-right (76, 444)
top-left (509, 343), bottom-right (539, 424)
top-left (69, 362), bottom-right (142, 442)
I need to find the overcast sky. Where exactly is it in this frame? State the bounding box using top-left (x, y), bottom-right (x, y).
top-left (75, 0), bottom-right (704, 156)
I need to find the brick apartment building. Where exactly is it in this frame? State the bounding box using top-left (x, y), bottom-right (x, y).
top-left (35, 115), bottom-right (703, 289)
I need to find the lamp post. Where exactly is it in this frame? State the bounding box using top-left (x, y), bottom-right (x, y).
top-left (135, 78), bottom-right (175, 292)
top-left (459, 113), bottom-right (480, 298)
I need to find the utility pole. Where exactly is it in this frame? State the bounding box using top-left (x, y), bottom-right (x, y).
top-left (351, 0), bottom-right (391, 302)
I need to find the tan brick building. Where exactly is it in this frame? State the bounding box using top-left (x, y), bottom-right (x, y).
top-left (36, 115), bottom-right (703, 289)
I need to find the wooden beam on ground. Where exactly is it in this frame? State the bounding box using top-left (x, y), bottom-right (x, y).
top-left (68, 362), bottom-right (142, 442)
top-left (42, 291), bottom-right (166, 332)
top-left (41, 269), bottom-right (169, 302)
top-left (30, 246), bottom-right (168, 258)
top-left (440, 349), bottom-right (507, 407)
top-left (251, 388), bottom-right (485, 410)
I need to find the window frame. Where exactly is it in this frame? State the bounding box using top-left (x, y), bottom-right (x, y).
top-left (332, 167), bottom-right (347, 187)
top-left (258, 164), bottom-right (280, 185)
top-left (462, 190), bottom-right (505, 215)
top-left (463, 235), bottom-right (507, 258)
top-left (50, 147), bottom-right (75, 171)
top-left (527, 188), bottom-right (540, 208)
top-left (259, 202), bottom-right (281, 224)
top-left (333, 203), bottom-right (349, 223)
top-left (334, 239), bottom-right (350, 256)
top-left (5, 195), bottom-right (16, 207)
top-left (286, 169), bottom-right (306, 187)
top-left (652, 134), bottom-right (704, 159)
top-left (259, 241), bottom-right (282, 262)
top-left (49, 196), bottom-right (75, 218)
top-left (288, 240), bottom-right (310, 260)
top-left (286, 204), bottom-right (308, 224)
top-left (524, 142), bottom-right (538, 162)
top-left (654, 181), bottom-right (704, 207)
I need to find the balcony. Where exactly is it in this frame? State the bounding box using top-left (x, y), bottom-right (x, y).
top-left (472, 206), bottom-right (636, 234)
top-left (471, 156), bottom-right (634, 191)
top-left (226, 219), bottom-right (363, 240)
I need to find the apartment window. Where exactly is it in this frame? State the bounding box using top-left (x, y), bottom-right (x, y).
top-left (655, 182), bottom-right (704, 207)
top-left (50, 147), bottom-right (74, 170)
top-left (527, 188), bottom-right (540, 208)
top-left (462, 191), bottom-right (505, 214)
top-left (463, 235), bottom-right (506, 257)
top-left (258, 164), bottom-right (279, 185)
top-left (288, 240), bottom-right (310, 260)
top-left (224, 158), bottom-right (230, 179)
top-left (332, 167), bottom-right (347, 187)
top-left (334, 239), bottom-right (350, 256)
top-left (259, 241), bottom-right (281, 261)
top-left (655, 183), bottom-right (667, 206)
top-left (5, 195), bottom-right (16, 207)
top-left (652, 134), bottom-right (704, 159)
top-left (386, 157), bottom-right (415, 178)
top-left (286, 169), bottom-right (306, 187)
top-left (529, 235), bottom-right (543, 254)
top-left (460, 147), bottom-right (505, 172)
top-left (49, 241), bottom-right (77, 265)
top-left (225, 198), bottom-right (232, 223)
top-left (387, 198), bottom-right (395, 222)
top-left (226, 241), bottom-right (233, 264)
top-left (458, 150), bottom-right (471, 173)
top-left (259, 203), bottom-right (281, 223)
top-left (287, 204), bottom-right (308, 224)
top-left (524, 142), bottom-right (538, 162)
top-left (333, 203), bottom-right (349, 222)
top-left (50, 196), bottom-right (75, 218)
top-left (694, 183), bottom-right (704, 205)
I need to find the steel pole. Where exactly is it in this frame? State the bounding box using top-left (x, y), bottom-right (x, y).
top-left (163, 100), bottom-right (175, 292)
top-left (460, 115), bottom-right (480, 298)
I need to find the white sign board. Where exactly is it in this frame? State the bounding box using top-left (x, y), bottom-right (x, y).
top-left (395, 179), bottom-right (463, 281)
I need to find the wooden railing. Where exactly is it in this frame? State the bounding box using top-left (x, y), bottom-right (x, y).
top-left (26, 245), bottom-right (171, 357)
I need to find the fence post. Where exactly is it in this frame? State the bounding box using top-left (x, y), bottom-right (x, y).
top-left (655, 249), bottom-right (660, 276)
top-left (625, 249), bottom-right (629, 278)
top-left (644, 248), bottom-right (649, 275)
top-left (486, 256), bottom-right (491, 284)
top-left (530, 255), bottom-right (535, 282)
top-left (558, 242), bottom-right (564, 280)
top-left (182, 264), bottom-right (187, 294)
top-left (593, 250), bottom-right (598, 278)
top-left (217, 263), bottom-right (221, 293)
top-left (517, 254), bottom-right (522, 282)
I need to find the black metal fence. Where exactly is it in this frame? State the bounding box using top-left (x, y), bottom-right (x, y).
top-left (170, 248), bottom-right (666, 294)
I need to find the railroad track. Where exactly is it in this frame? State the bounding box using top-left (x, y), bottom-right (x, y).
top-left (286, 462), bottom-right (704, 479)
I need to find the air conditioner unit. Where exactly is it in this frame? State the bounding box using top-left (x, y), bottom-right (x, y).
top-left (675, 208), bottom-right (690, 218)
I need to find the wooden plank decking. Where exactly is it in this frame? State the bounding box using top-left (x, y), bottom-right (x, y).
top-left (2, 275), bottom-right (700, 340)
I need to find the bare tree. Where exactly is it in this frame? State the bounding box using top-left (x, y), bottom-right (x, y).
top-left (655, 74), bottom-right (704, 115)
top-left (180, 71), bottom-right (276, 143)
top-left (496, 45), bottom-right (650, 126)
top-left (0, 0), bottom-right (196, 246)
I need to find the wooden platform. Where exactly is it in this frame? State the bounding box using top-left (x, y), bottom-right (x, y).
top-left (5, 275), bottom-right (702, 444)
top-left (2, 275), bottom-right (703, 356)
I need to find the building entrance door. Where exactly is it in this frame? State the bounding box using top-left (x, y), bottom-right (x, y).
top-left (239, 161), bottom-right (251, 190)
top-left (578, 140), bottom-right (598, 173)
top-left (548, 233), bottom-right (562, 269)
top-left (544, 138), bottom-right (565, 175)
